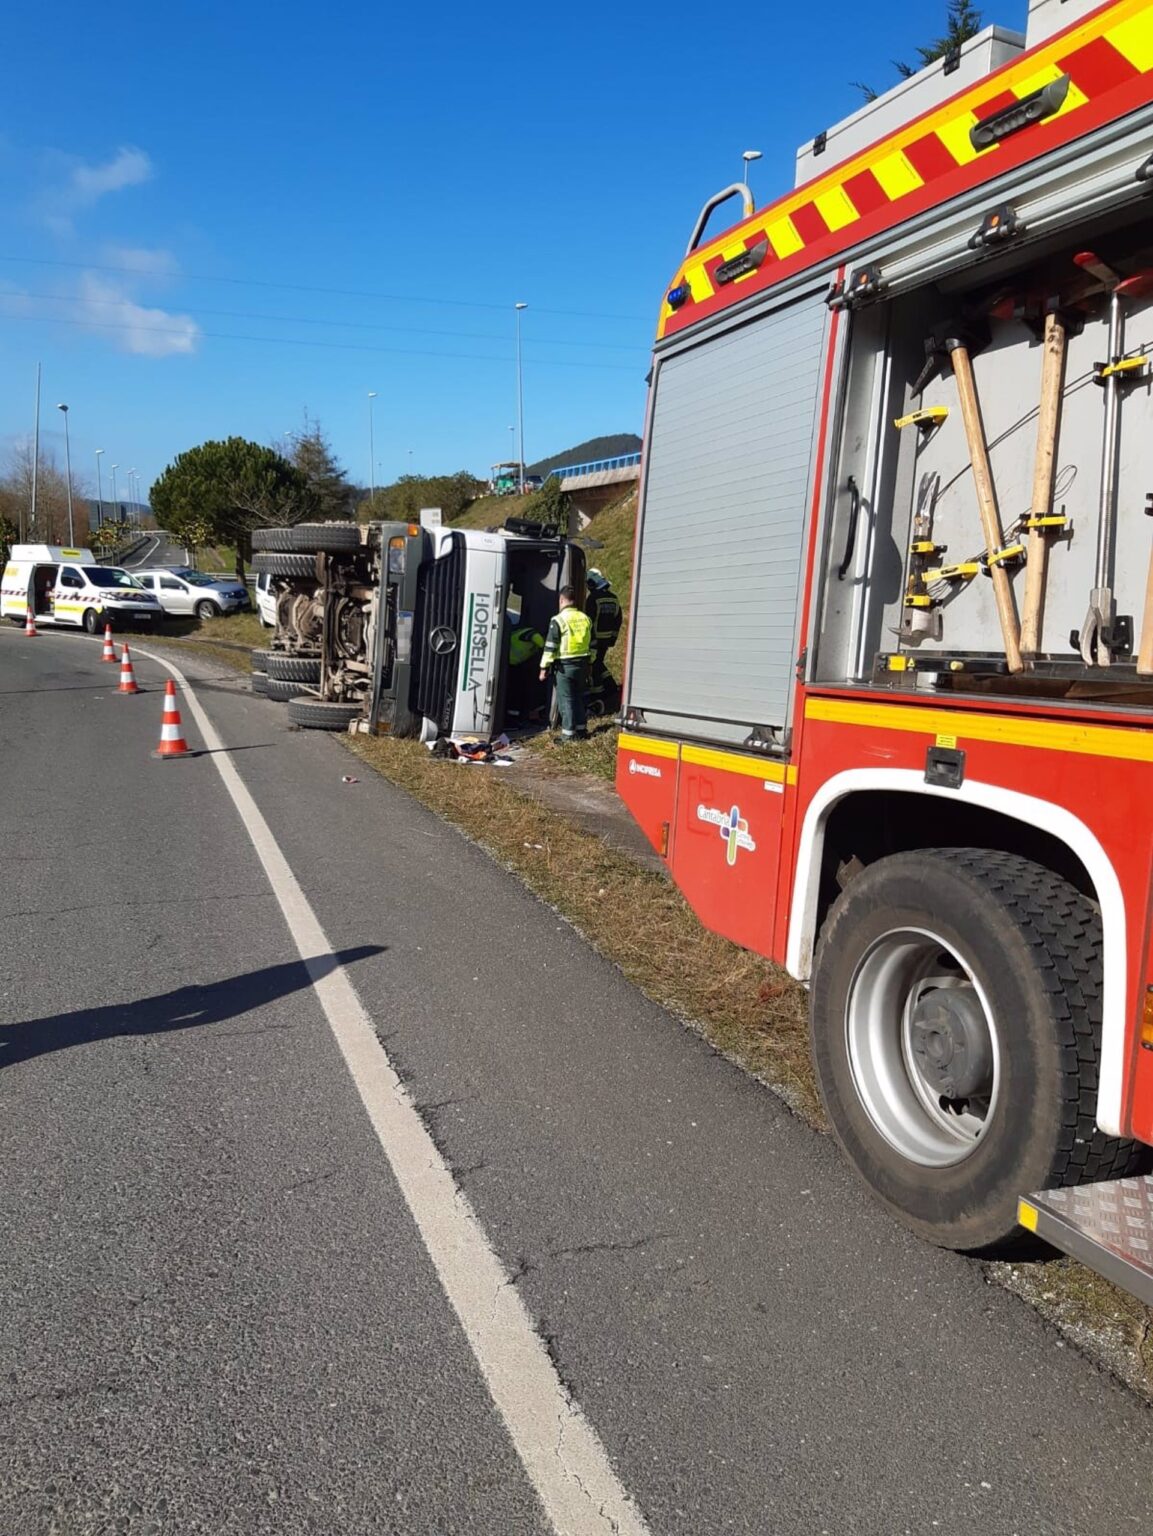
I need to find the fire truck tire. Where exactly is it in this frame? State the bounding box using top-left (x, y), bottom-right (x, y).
top-left (288, 522), bottom-right (362, 555)
top-left (252, 553), bottom-right (318, 578)
top-left (250, 527), bottom-right (295, 553)
top-left (286, 698), bottom-right (361, 730)
top-left (264, 653), bottom-right (321, 683)
top-left (251, 670), bottom-right (269, 696)
top-left (810, 847), bottom-right (1150, 1254)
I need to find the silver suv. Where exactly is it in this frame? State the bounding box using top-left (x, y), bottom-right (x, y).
top-left (134, 567), bottom-right (249, 618)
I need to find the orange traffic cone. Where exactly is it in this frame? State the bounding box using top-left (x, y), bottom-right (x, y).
top-left (100, 624), bottom-right (118, 662)
top-left (118, 644), bottom-right (140, 695)
top-left (24, 607), bottom-right (37, 637)
top-left (152, 679), bottom-right (190, 758)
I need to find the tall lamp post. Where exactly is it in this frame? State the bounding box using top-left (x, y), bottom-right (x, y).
top-left (741, 149), bottom-right (762, 186)
top-left (367, 392), bottom-right (378, 501)
top-left (128, 470), bottom-right (138, 525)
top-left (111, 464), bottom-right (119, 523)
top-left (57, 403), bottom-right (75, 544)
top-left (514, 303), bottom-right (527, 493)
top-left (94, 449), bottom-right (104, 529)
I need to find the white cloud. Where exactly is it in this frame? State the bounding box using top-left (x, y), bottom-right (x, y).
top-left (101, 244), bottom-right (181, 280)
top-left (76, 274), bottom-right (200, 357)
top-left (38, 145), bottom-right (154, 233)
top-left (69, 147), bottom-right (153, 206)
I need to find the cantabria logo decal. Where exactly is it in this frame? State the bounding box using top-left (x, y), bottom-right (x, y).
top-left (696, 803), bottom-right (756, 866)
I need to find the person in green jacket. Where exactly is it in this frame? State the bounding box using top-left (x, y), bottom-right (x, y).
top-left (539, 585), bottom-right (592, 742)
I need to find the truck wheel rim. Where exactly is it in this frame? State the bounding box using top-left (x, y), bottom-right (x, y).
top-left (844, 926), bottom-right (1000, 1168)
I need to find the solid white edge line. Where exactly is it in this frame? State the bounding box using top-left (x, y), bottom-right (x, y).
top-left (135, 646), bottom-right (651, 1536)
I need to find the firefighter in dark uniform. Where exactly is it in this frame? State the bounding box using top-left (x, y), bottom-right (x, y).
top-left (584, 569), bottom-right (623, 712)
top-left (539, 586), bottom-right (592, 742)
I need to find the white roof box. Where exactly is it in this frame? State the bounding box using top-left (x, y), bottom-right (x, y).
top-left (1027, 0), bottom-right (1103, 46)
top-left (9, 544), bottom-right (95, 565)
top-left (795, 23), bottom-right (1025, 188)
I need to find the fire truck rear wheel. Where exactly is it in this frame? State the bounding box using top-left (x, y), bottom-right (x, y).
top-left (810, 847), bottom-right (1149, 1254)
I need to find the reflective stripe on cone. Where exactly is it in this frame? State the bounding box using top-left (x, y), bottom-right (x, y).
top-left (152, 679), bottom-right (190, 757)
top-left (118, 645), bottom-right (140, 694)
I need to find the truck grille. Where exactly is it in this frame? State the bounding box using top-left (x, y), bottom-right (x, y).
top-left (412, 533), bottom-right (466, 733)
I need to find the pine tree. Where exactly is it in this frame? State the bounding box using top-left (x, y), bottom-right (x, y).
top-left (854, 2), bottom-right (982, 100)
top-left (290, 421), bottom-right (353, 522)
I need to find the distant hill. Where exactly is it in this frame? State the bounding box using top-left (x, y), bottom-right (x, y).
top-left (528, 434), bottom-right (641, 477)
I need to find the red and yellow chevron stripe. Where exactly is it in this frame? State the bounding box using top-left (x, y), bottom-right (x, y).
top-left (659, 0), bottom-right (1153, 339)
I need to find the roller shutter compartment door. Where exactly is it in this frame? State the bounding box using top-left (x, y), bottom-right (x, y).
top-left (630, 291), bottom-right (829, 737)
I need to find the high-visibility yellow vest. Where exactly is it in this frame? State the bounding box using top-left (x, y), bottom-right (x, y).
top-left (508, 626), bottom-right (544, 666)
top-left (542, 606), bottom-right (592, 666)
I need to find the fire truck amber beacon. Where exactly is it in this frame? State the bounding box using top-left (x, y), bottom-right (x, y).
top-left (615, 0), bottom-right (1153, 1300)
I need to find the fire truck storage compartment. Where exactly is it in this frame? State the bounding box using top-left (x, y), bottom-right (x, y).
top-left (628, 283), bottom-right (831, 747)
top-left (814, 191), bottom-right (1153, 685)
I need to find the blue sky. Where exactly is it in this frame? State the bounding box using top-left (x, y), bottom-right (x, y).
top-left (0, 0), bottom-right (1028, 503)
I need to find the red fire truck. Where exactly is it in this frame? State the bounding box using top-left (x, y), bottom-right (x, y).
top-left (617, 0), bottom-right (1153, 1293)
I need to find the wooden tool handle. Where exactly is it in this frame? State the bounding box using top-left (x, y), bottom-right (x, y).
top-left (1020, 310), bottom-right (1067, 658)
top-left (950, 343), bottom-right (1024, 674)
top-left (1137, 550), bottom-right (1153, 675)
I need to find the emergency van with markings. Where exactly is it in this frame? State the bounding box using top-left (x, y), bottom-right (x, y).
top-left (619, 0), bottom-right (1153, 1300)
top-left (1, 545), bottom-right (162, 632)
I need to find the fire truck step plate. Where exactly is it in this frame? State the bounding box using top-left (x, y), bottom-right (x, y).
top-left (1018, 1175), bottom-right (1153, 1306)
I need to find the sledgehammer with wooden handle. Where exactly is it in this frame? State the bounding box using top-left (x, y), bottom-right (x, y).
top-left (947, 333), bottom-right (1024, 674)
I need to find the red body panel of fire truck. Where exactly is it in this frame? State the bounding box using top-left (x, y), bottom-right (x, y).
top-left (617, 0), bottom-right (1153, 1287)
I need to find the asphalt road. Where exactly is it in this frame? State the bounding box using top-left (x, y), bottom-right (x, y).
top-left (2, 626), bottom-right (1152, 1535)
top-left (122, 530), bottom-right (187, 569)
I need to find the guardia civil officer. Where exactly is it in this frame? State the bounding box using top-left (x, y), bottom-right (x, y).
top-left (539, 585), bottom-right (592, 742)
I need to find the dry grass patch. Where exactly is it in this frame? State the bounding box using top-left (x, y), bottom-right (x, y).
top-left (346, 732), bottom-right (819, 1119)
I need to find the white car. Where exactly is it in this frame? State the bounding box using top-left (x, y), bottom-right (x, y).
top-left (255, 571), bottom-right (277, 627)
top-left (134, 567), bottom-right (249, 618)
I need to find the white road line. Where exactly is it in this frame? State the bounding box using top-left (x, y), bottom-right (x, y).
top-left (136, 648), bottom-right (651, 1536)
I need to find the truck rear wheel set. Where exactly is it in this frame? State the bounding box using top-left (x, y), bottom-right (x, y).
top-left (251, 522), bottom-right (361, 556)
top-left (810, 849), bottom-right (1148, 1252)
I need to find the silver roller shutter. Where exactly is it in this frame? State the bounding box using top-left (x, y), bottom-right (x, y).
top-left (629, 290), bottom-right (829, 740)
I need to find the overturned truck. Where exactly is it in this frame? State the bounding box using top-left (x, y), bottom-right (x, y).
top-left (250, 518), bottom-right (584, 739)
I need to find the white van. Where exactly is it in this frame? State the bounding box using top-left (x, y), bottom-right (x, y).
top-left (1, 544), bottom-right (162, 633)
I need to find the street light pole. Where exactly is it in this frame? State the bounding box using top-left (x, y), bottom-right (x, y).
top-left (514, 303), bottom-right (527, 493)
top-left (57, 404), bottom-right (74, 544)
top-left (742, 149), bottom-right (762, 186)
top-left (111, 464), bottom-right (119, 523)
top-left (128, 470), bottom-right (138, 525)
top-left (94, 449), bottom-right (104, 529)
top-left (367, 392), bottom-right (378, 502)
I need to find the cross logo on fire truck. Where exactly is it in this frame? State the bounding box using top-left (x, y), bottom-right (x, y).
top-left (696, 802), bottom-right (756, 866)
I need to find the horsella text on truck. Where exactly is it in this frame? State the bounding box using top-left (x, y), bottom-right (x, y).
top-left (616, 0), bottom-right (1153, 1293)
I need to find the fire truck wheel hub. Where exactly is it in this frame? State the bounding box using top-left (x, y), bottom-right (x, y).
top-left (845, 927), bottom-right (1001, 1169)
top-left (909, 989), bottom-right (993, 1102)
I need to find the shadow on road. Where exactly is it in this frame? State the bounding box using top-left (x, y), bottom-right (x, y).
top-left (0, 946), bottom-right (386, 1070)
